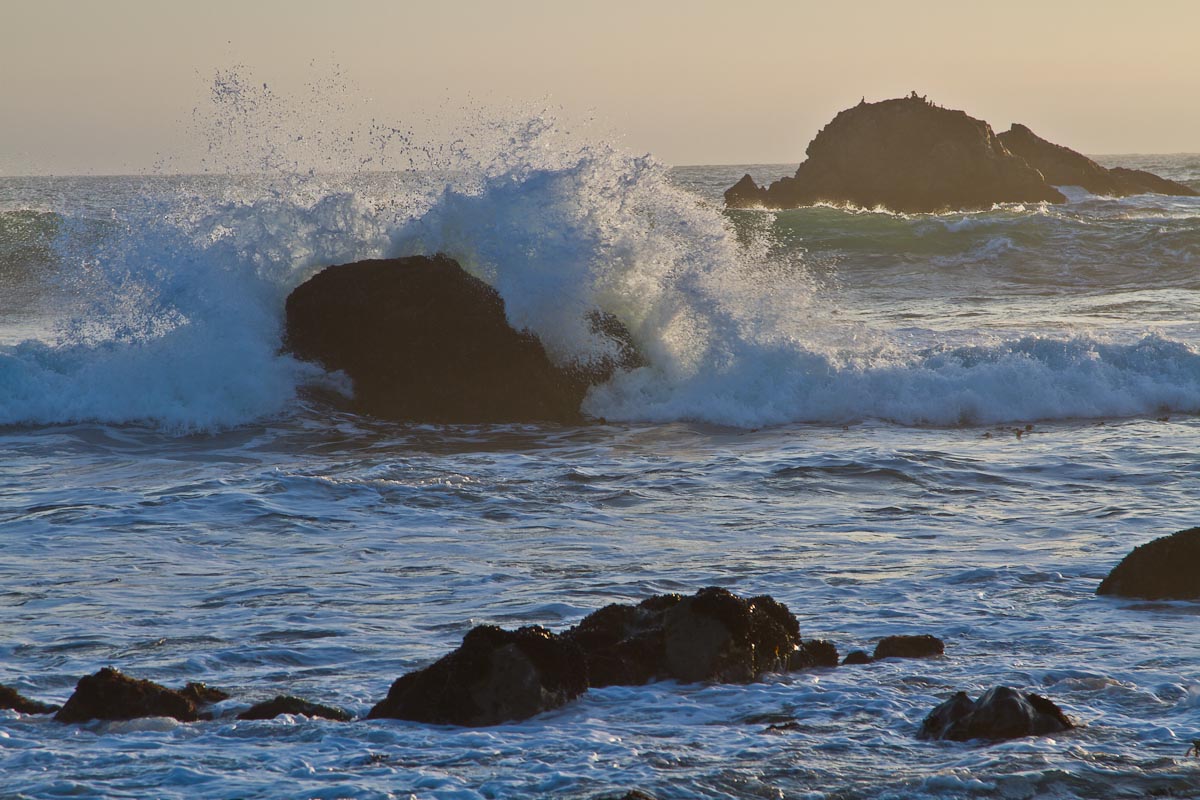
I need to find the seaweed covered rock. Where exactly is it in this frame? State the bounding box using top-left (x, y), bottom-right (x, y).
top-left (1097, 527), bottom-right (1200, 600)
top-left (564, 587), bottom-right (805, 686)
top-left (367, 625), bottom-right (587, 726)
top-left (997, 124), bottom-right (1197, 197)
top-left (874, 634), bottom-right (945, 660)
top-left (238, 695), bottom-right (351, 722)
top-left (0, 683), bottom-right (59, 714)
top-left (725, 95), bottom-right (1064, 213)
top-left (284, 255), bottom-right (640, 423)
top-left (919, 686), bottom-right (1073, 741)
top-left (54, 668), bottom-right (200, 723)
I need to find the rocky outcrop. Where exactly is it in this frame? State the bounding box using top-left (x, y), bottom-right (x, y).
top-left (725, 95), bottom-right (1065, 212)
top-left (874, 634), bottom-right (944, 660)
top-left (178, 682), bottom-right (230, 706)
top-left (1097, 527), bottom-right (1200, 600)
top-left (997, 124), bottom-right (1197, 197)
top-left (284, 255), bottom-right (640, 424)
top-left (563, 587), bottom-right (806, 686)
top-left (238, 695), bottom-right (351, 722)
top-left (1109, 167), bottom-right (1198, 197)
top-left (367, 625), bottom-right (588, 726)
top-left (919, 686), bottom-right (1073, 741)
top-left (54, 668), bottom-right (201, 723)
top-left (0, 683), bottom-right (59, 714)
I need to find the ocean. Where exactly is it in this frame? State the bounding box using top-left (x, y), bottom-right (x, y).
top-left (1, 133), bottom-right (1199, 798)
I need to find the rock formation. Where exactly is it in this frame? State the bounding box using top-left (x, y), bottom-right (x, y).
top-left (284, 255), bottom-right (640, 424)
top-left (563, 587), bottom-right (808, 686)
top-left (998, 124), bottom-right (1197, 197)
top-left (724, 95), bottom-right (1066, 212)
top-left (367, 625), bottom-right (588, 726)
top-left (1097, 526), bottom-right (1200, 600)
top-left (54, 668), bottom-right (203, 723)
top-left (874, 634), bottom-right (945, 660)
top-left (237, 695), bottom-right (351, 722)
top-left (0, 683), bottom-right (59, 714)
top-left (919, 686), bottom-right (1073, 741)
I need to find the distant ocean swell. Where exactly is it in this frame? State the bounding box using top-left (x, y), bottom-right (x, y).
top-left (0, 135), bottom-right (1198, 431)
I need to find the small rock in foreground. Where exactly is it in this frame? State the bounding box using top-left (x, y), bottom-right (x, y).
top-left (874, 634), bottom-right (945, 660)
top-left (237, 695), bottom-right (351, 722)
top-left (54, 667), bottom-right (200, 723)
top-left (0, 684), bottom-right (60, 714)
top-left (919, 686), bottom-right (1073, 741)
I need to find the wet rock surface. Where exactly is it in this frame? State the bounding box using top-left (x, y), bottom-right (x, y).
top-left (1097, 526), bottom-right (1200, 600)
top-left (284, 254), bottom-right (639, 423)
top-left (919, 686), bottom-right (1073, 741)
top-left (0, 683), bottom-right (59, 714)
top-left (874, 634), bottom-right (945, 660)
top-left (564, 587), bottom-right (803, 686)
top-left (998, 124), bottom-right (1197, 197)
top-left (367, 625), bottom-right (588, 726)
top-left (725, 95), bottom-right (1065, 212)
top-left (54, 668), bottom-right (200, 723)
top-left (238, 695), bottom-right (352, 722)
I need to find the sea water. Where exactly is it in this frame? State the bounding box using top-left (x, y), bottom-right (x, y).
top-left (1, 122), bottom-right (1199, 799)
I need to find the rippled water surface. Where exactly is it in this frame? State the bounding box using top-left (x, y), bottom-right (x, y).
top-left (1, 152), bottom-right (1199, 799)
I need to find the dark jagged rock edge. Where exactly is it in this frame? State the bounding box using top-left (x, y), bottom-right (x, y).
top-left (998, 124), bottom-right (1197, 198)
top-left (54, 668), bottom-right (214, 723)
top-left (919, 686), bottom-right (1073, 741)
top-left (725, 95), bottom-right (1065, 213)
top-left (284, 254), bottom-right (642, 424)
top-left (727, 94), bottom-right (1194, 212)
top-left (1097, 526), bottom-right (1200, 600)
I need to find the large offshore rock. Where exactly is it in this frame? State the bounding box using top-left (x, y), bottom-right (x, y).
top-left (919, 686), bottom-right (1073, 741)
top-left (998, 124), bottom-right (1197, 197)
top-left (54, 668), bottom-right (200, 723)
top-left (367, 625), bottom-right (588, 726)
top-left (725, 95), bottom-right (1065, 212)
top-left (564, 587), bottom-right (804, 686)
top-left (1097, 527), bottom-right (1200, 600)
top-left (284, 255), bottom-right (639, 423)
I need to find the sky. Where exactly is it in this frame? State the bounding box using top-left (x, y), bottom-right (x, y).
top-left (3, 0), bottom-right (1199, 175)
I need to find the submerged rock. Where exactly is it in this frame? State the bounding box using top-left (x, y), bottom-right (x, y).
top-left (367, 625), bottom-right (588, 726)
top-left (1097, 527), bottom-right (1200, 600)
top-left (54, 668), bottom-right (200, 723)
top-left (841, 650), bottom-right (873, 666)
top-left (997, 124), bottom-right (1197, 197)
top-left (725, 95), bottom-right (1065, 213)
top-left (284, 255), bottom-right (640, 424)
top-left (919, 686), bottom-right (1073, 741)
top-left (874, 634), bottom-right (945, 660)
top-left (564, 587), bottom-right (805, 686)
top-left (0, 683), bottom-right (59, 714)
top-left (237, 695), bottom-right (351, 722)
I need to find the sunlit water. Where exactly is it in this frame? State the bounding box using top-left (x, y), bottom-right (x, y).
top-left (1, 146), bottom-right (1199, 799)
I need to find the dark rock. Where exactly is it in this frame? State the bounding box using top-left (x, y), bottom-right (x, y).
top-left (998, 124), bottom-right (1197, 197)
top-left (237, 695), bottom-right (352, 722)
top-left (0, 684), bottom-right (59, 714)
top-left (1109, 167), bottom-right (1198, 197)
top-left (564, 587), bottom-right (802, 686)
top-left (726, 95), bottom-right (1065, 213)
top-left (874, 634), bottom-right (944, 660)
top-left (841, 650), bottom-right (873, 666)
top-left (178, 682), bottom-right (230, 706)
top-left (367, 625), bottom-right (587, 726)
top-left (724, 174), bottom-right (766, 208)
top-left (284, 255), bottom-right (640, 424)
top-left (1097, 527), bottom-right (1200, 600)
top-left (919, 686), bottom-right (1073, 741)
top-left (54, 667), bottom-right (199, 723)
top-left (789, 639), bottom-right (839, 670)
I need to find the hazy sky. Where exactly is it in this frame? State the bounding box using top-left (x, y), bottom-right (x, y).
top-left (3, 0), bottom-right (1199, 174)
